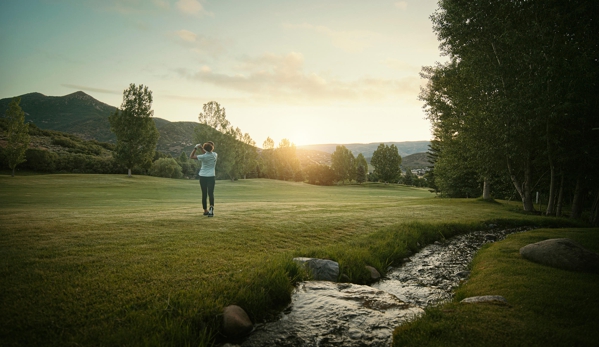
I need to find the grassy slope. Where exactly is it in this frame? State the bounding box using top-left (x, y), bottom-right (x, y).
top-left (393, 228), bottom-right (599, 347)
top-left (0, 175), bottom-right (582, 346)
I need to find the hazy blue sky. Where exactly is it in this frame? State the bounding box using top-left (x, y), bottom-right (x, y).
top-left (1, 0), bottom-right (445, 146)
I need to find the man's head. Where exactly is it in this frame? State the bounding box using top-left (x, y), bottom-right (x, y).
top-left (203, 142), bottom-right (214, 152)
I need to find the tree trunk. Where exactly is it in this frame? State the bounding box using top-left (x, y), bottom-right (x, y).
top-left (522, 154), bottom-right (534, 212)
top-left (507, 155), bottom-right (534, 212)
top-left (590, 188), bottom-right (599, 226)
top-left (11, 166), bottom-right (15, 177)
top-left (556, 173), bottom-right (564, 217)
top-left (128, 168), bottom-right (132, 177)
top-left (570, 176), bottom-right (584, 219)
top-left (546, 159), bottom-right (556, 216)
top-left (482, 178), bottom-right (491, 200)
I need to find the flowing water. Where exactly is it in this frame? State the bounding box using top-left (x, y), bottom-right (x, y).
top-left (240, 227), bottom-right (530, 347)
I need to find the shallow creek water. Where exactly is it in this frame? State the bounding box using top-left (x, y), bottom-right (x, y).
top-left (240, 227), bottom-right (530, 347)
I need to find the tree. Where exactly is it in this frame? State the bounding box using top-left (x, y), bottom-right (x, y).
top-left (274, 139), bottom-right (301, 181)
top-left (331, 145), bottom-right (355, 184)
top-left (356, 165), bottom-right (366, 184)
top-left (195, 101), bottom-right (256, 181)
top-left (109, 84), bottom-right (159, 177)
top-left (370, 144), bottom-right (402, 184)
top-left (4, 97), bottom-right (30, 177)
top-left (355, 153), bottom-right (368, 175)
top-left (259, 137), bottom-right (276, 178)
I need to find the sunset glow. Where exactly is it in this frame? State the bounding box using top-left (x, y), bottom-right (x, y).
top-left (0, 0), bottom-right (445, 147)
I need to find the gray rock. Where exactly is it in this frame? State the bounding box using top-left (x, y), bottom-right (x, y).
top-left (484, 234), bottom-right (497, 241)
top-left (293, 257), bottom-right (339, 281)
top-left (365, 265), bottom-right (381, 280)
top-left (519, 238), bottom-right (599, 273)
top-left (456, 271), bottom-right (470, 278)
top-left (223, 305), bottom-right (253, 338)
top-left (461, 295), bottom-right (508, 304)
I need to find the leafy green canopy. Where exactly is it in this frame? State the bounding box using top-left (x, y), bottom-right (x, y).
top-left (109, 84), bottom-right (159, 176)
top-left (371, 144), bottom-right (402, 183)
top-left (4, 97), bottom-right (30, 177)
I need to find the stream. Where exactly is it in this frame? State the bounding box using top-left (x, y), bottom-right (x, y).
top-left (240, 227), bottom-right (530, 347)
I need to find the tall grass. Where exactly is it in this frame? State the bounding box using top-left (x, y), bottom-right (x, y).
top-left (0, 174), bottom-right (584, 346)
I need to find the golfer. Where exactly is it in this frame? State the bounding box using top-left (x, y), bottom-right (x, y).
top-left (190, 142), bottom-right (218, 217)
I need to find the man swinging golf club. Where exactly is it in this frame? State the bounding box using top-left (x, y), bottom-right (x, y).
top-left (190, 141), bottom-right (217, 217)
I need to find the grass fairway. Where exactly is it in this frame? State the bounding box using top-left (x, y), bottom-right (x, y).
top-left (0, 174), bottom-right (582, 346)
top-left (393, 228), bottom-right (599, 347)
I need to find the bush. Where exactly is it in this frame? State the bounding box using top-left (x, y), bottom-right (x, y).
top-left (150, 158), bottom-right (183, 178)
top-left (23, 149), bottom-right (58, 172)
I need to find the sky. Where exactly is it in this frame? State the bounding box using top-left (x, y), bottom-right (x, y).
top-left (0, 0), bottom-right (445, 147)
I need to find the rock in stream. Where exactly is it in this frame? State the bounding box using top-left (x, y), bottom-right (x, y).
top-left (241, 227), bottom-right (530, 347)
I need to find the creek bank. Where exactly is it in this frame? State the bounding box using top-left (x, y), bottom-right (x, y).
top-left (236, 227), bottom-right (531, 347)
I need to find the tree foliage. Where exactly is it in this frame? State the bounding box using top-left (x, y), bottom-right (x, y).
top-left (331, 145), bottom-right (355, 184)
top-left (195, 101), bottom-right (258, 180)
top-left (4, 97), bottom-right (30, 177)
top-left (423, 0), bottom-right (599, 221)
top-left (109, 84), bottom-right (159, 177)
top-left (370, 144), bottom-right (402, 183)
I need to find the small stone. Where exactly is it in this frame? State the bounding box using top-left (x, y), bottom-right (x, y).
top-left (461, 295), bottom-right (508, 304)
top-left (484, 234), bottom-right (497, 241)
top-left (365, 265), bottom-right (381, 280)
top-left (456, 271), bottom-right (470, 278)
top-left (222, 305), bottom-right (253, 338)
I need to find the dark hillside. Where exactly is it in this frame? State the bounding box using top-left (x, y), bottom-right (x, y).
top-left (0, 91), bottom-right (117, 142)
top-left (401, 152), bottom-right (431, 169)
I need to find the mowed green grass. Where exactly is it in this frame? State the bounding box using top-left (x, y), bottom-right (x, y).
top-left (0, 174), bottom-right (567, 346)
top-left (393, 228), bottom-right (599, 347)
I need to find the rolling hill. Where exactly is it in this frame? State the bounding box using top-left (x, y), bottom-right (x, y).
top-left (1, 91), bottom-right (430, 159)
top-left (297, 141), bottom-right (430, 158)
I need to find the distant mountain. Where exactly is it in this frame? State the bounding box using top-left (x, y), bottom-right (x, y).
top-left (1, 91), bottom-right (430, 159)
top-left (0, 91), bottom-right (209, 157)
top-left (297, 141), bottom-right (430, 158)
top-left (0, 91), bottom-right (117, 142)
top-left (401, 152), bottom-right (432, 169)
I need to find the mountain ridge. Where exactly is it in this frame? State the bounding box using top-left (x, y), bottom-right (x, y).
top-left (1, 91), bottom-right (430, 157)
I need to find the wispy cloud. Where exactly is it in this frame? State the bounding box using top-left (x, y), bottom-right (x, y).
top-left (172, 29), bottom-right (228, 57)
top-left (81, 0), bottom-right (171, 15)
top-left (394, 1), bottom-right (408, 10)
top-left (283, 23), bottom-right (380, 53)
top-left (176, 0), bottom-right (212, 17)
top-left (175, 52), bottom-right (421, 105)
top-left (62, 84), bottom-right (121, 95)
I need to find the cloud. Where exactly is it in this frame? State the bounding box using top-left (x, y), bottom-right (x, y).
top-left (81, 0), bottom-right (171, 15)
top-left (283, 23), bottom-right (380, 53)
top-left (175, 52), bottom-right (421, 105)
top-left (62, 84), bottom-right (121, 95)
top-left (176, 0), bottom-right (212, 16)
top-left (394, 1), bottom-right (408, 10)
top-left (172, 29), bottom-right (227, 57)
top-left (153, 0), bottom-right (170, 10)
top-left (175, 29), bottom-right (197, 42)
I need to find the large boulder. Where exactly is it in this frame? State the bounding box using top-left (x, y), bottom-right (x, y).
top-left (222, 305), bottom-right (253, 338)
top-left (293, 257), bottom-right (339, 282)
top-left (519, 238), bottom-right (599, 273)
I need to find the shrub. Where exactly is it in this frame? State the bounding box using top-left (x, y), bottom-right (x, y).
top-left (150, 158), bottom-right (183, 178)
top-left (23, 148), bottom-right (58, 172)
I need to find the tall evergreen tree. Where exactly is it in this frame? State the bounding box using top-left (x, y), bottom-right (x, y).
top-left (109, 84), bottom-right (159, 177)
top-left (4, 97), bottom-right (30, 177)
